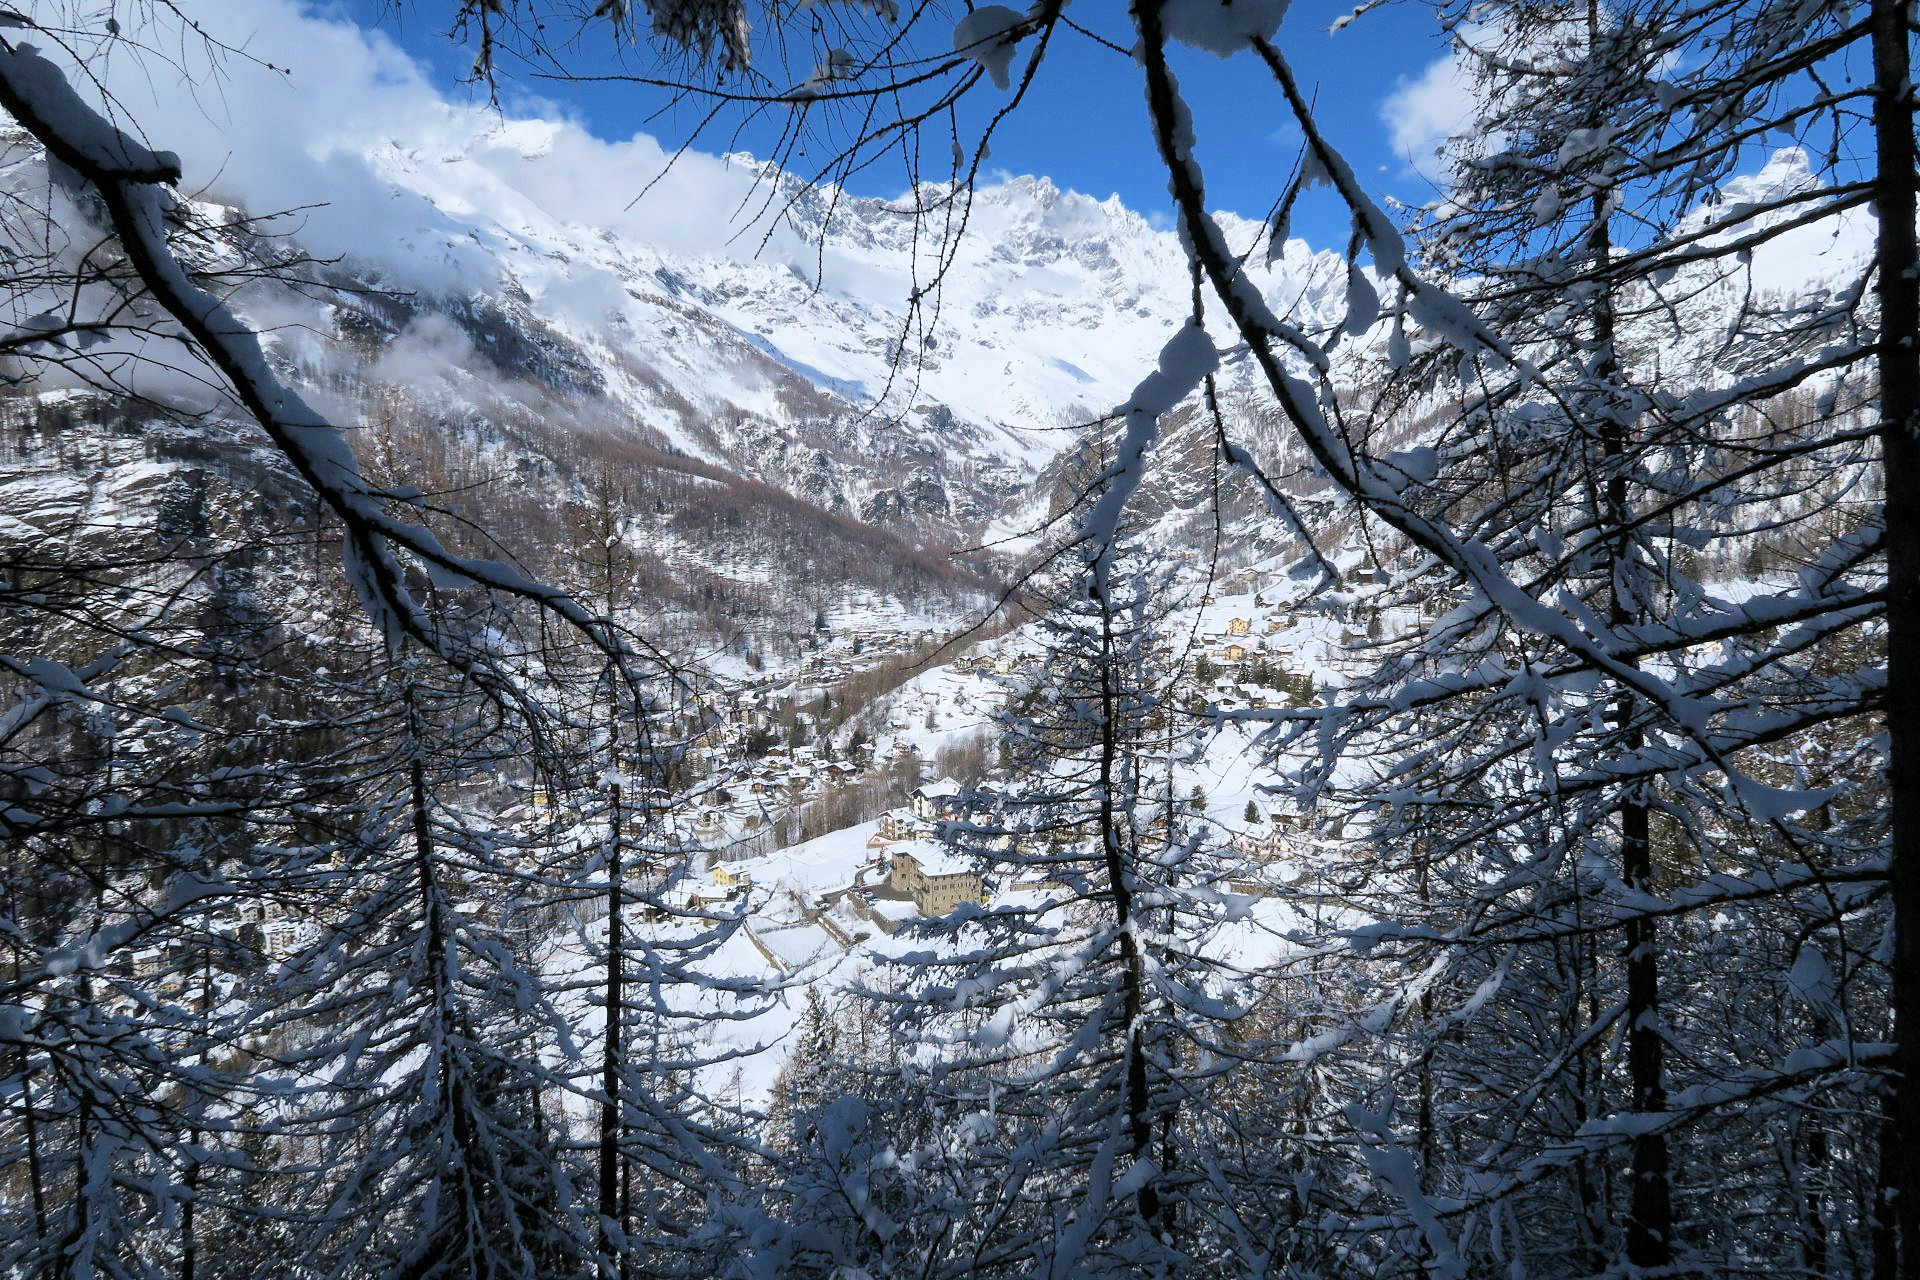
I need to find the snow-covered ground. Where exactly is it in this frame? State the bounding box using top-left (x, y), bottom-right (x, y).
top-left (562, 575), bottom-right (1399, 1105)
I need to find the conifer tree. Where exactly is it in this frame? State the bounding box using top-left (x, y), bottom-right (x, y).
top-left (825, 522), bottom-right (1259, 1278)
top-left (1212, 0), bottom-right (1898, 1268)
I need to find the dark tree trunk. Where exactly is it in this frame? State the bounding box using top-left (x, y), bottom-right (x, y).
top-left (1095, 577), bottom-right (1158, 1227)
top-left (1618, 783), bottom-right (1669, 1269)
top-left (1590, 154), bottom-right (1671, 1268)
top-left (589, 483), bottom-right (631, 1280)
top-left (599, 770), bottom-right (625, 1279)
top-left (20, 1051), bottom-right (47, 1251)
top-left (404, 680), bottom-right (481, 1274)
top-left (1872, 1), bottom-right (1920, 1275)
top-left (10, 901), bottom-right (50, 1262)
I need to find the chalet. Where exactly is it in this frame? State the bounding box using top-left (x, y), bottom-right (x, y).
top-left (1225, 616), bottom-right (1252, 637)
top-left (1008, 867), bottom-right (1068, 893)
top-left (132, 944), bottom-right (172, 982)
top-left (1227, 874), bottom-right (1287, 898)
top-left (1233, 821), bottom-right (1287, 862)
top-left (890, 845), bottom-right (985, 915)
top-left (1221, 642), bottom-right (1248, 663)
top-left (878, 807), bottom-right (918, 841)
top-left (667, 881), bottom-right (733, 911)
top-left (1248, 802), bottom-right (1347, 857)
top-left (911, 777), bottom-right (965, 822)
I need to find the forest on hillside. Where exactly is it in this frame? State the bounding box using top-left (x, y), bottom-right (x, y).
top-left (0, 1), bottom-right (1912, 1277)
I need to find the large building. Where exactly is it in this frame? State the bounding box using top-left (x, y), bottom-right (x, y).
top-left (890, 844), bottom-right (984, 915)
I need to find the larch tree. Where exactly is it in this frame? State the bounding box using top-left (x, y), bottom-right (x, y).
top-left (0, 10), bottom-right (734, 1278)
top-left (2, 0), bottom-right (1916, 1274)
top-left (1206, 0), bottom-right (1903, 1268)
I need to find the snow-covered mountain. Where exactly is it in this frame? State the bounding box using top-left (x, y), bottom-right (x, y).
top-left (254, 110), bottom-right (1350, 534)
top-left (5, 70), bottom-right (1872, 676)
top-left (0, 100), bottom-right (1361, 671)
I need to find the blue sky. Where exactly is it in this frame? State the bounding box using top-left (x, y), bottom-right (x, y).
top-left (335, 1), bottom-right (1465, 250)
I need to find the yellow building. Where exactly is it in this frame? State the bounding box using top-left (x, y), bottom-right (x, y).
top-left (890, 845), bottom-right (984, 915)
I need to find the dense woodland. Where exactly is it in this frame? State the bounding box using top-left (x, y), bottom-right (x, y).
top-left (0, 0), bottom-right (1914, 1277)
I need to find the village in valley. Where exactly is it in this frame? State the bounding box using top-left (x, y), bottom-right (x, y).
top-left (616, 564), bottom-right (1421, 980)
top-left (110, 558), bottom-right (1437, 1105)
top-left (153, 556), bottom-right (1428, 990)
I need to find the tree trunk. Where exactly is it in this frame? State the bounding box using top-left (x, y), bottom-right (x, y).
top-left (20, 1050), bottom-right (47, 1251)
top-left (1618, 781), bottom-right (1669, 1268)
top-left (1095, 576), bottom-right (1158, 1226)
top-left (599, 750), bottom-right (627, 1279)
top-left (9, 902), bottom-right (50, 1261)
top-left (1588, 98), bottom-right (1671, 1254)
top-left (1872, 1), bottom-right (1920, 1274)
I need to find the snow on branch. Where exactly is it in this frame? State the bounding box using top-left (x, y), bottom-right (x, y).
top-left (0, 32), bottom-right (626, 671)
top-left (1082, 318), bottom-right (1218, 601)
top-left (1132, 4), bottom-right (1778, 797)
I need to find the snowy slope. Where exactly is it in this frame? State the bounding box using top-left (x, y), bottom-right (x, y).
top-left (203, 105), bottom-right (1353, 534)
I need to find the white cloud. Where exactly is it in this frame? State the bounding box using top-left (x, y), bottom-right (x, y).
top-left (70, 0), bottom-right (822, 297)
top-left (1379, 45), bottom-right (1477, 186)
top-left (17, 1), bottom-right (1274, 438)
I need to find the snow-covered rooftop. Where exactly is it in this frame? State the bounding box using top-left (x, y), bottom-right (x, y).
top-left (899, 841), bottom-right (976, 879)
